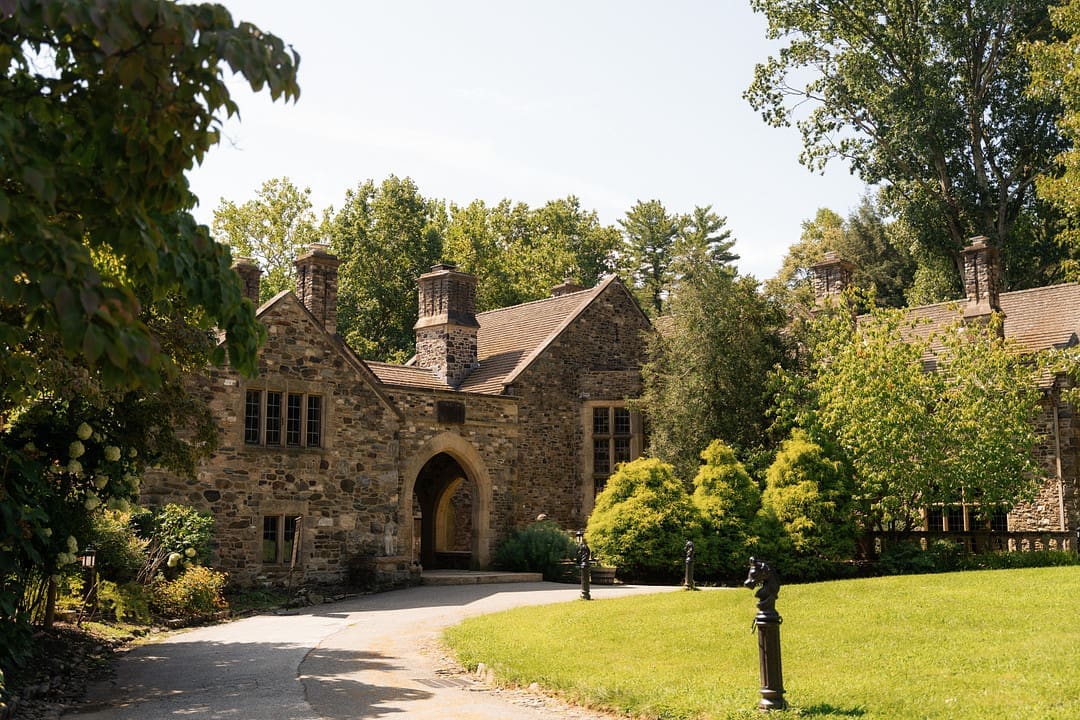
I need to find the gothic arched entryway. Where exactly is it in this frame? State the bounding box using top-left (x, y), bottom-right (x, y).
top-left (413, 452), bottom-right (476, 569)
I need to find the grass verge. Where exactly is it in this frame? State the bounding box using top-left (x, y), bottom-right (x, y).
top-left (444, 566), bottom-right (1080, 719)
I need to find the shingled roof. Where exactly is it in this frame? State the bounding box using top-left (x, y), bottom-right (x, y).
top-left (365, 275), bottom-right (630, 395)
top-left (902, 283), bottom-right (1080, 354)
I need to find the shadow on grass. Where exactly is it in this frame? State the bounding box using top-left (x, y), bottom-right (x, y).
top-left (797, 703), bottom-right (867, 717)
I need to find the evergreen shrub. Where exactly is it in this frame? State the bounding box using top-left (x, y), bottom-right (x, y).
top-left (151, 565), bottom-right (228, 620)
top-left (691, 440), bottom-right (760, 580)
top-left (586, 457), bottom-right (700, 581)
top-left (493, 520), bottom-right (577, 581)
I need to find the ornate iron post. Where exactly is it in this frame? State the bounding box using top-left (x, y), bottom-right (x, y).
top-left (743, 557), bottom-right (786, 711)
top-left (683, 539), bottom-right (695, 590)
top-left (576, 530), bottom-right (591, 600)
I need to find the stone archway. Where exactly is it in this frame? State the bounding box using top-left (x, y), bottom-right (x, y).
top-left (400, 432), bottom-right (493, 569)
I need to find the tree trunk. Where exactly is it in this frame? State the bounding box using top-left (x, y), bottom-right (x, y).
top-left (43, 575), bottom-right (57, 628)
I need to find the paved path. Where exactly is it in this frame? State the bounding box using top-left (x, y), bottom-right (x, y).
top-left (72, 582), bottom-right (679, 719)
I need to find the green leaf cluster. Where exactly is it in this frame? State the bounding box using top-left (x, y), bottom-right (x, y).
top-left (790, 299), bottom-right (1045, 532)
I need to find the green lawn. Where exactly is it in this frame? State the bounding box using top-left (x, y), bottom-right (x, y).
top-left (444, 567), bottom-right (1080, 719)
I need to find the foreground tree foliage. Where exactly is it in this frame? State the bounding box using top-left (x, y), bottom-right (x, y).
top-left (780, 298), bottom-right (1046, 533)
top-left (746, 0), bottom-right (1066, 285)
top-left (0, 0), bottom-right (299, 670)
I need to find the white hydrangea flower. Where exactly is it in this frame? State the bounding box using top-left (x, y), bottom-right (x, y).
top-left (129, 448), bottom-right (138, 458)
top-left (57, 552), bottom-right (76, 566)
top-left (67, 459), bottom-right (83, 476)
top-left (167, 552), bottom-right (182, 567)
top-left (69, 440), bottom-right (85, 459)
top-left (84, 494), bottom-right (101, 510)
top-left (67, 535), bottom-right (78, 552)
top-left (184, 547), bottom-right (197, 558)
top-left (106, 498), bottom-right (131, 513)
top-left (94, 474), bottom-right (109, 489)
top-left (104, 446), bottom-right (121, 462)
top-left (76, 422), bottom-right (93, 441)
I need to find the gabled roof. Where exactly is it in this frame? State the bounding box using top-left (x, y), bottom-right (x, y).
top-left (366, 275), bottom-right (646, 395)
top-left (902, 283), bottom-right (1080, 354)
top-left (250, 291), bottom-right (403, 420)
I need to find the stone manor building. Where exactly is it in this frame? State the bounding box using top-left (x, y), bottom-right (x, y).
top-left (142, 245), bottom-right (651, 586)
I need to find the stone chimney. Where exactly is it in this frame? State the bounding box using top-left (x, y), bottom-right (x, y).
top-left (550, 280), bottom-right (585, 298)
top-left (960, 236), bottom-right (1002, 326)
top-left (809, 251), bottom-right (856, 303)
top-left (414, 264), bottom-right (479, 388)
top-left (294, 243), bottom-right (341, 335)
top-left (233, 256), bottom-right (261, 306)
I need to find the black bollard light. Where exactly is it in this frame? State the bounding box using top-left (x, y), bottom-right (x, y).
top-left (683, 539), bottom-right (695, 590)
top-left (743, 557), bottom-right (786, 711)
top-left (576, 530), bottom-right (591, 600)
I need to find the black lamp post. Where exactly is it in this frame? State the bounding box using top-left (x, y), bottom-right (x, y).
top-left (78, 546), bottom-right (97, 613)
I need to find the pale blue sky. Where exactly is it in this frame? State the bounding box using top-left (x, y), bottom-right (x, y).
top-left (188, 1), bottom-right (869, 281)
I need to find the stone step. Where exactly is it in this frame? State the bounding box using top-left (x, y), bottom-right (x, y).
top-left (421, 570), bottom-right (543, 586)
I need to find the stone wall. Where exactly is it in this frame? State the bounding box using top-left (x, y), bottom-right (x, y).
top-left (385, 386), bottom-right (519, 566)
top-left (510, 283), bottom-right (650, 530)
top-left (1009, 386), bottom-right (1077, 532)
top-left (141, 295), bottom-right (402, 587)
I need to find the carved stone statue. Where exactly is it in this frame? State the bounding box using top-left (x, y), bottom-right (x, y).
top-left (383, 520), bottom-right (396, 556)
top-left (684, 539), bottom-right (695, 563)
top-left (743, 556), bottom-right (780, 614)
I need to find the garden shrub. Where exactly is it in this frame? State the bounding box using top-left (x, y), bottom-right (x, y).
top-left (493, 519), bottom-right (577, 580)
top-left (97, 580), bottom-right (151, 623)
top-left (151, 565), bottom-right (229, 620)
top-left (586, 457), bottom-right (701, 581)
top-left (761, 430), bottom-right (856, 563)
top-left (691, 440), bottom-right (760, 580)
top-left (133, 504), bottom-right (214, 581)
top-left (91, 512), bottom-right (146, 584)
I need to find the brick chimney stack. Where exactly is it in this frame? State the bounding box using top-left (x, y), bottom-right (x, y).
top-left (294, 243), bottom-right (341, 335)
top-left (960, 236), bottom-right (1003, 327)
top-left (233, 256), bottom-right (262, 306)
top-left (809, 251), bottom-right (856, 303)
top-left (550, 280), bottom-right (585, 298)
top-left (414, 264), bottom-right (479, 388)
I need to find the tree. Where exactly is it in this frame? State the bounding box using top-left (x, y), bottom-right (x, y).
top-left (212, 178), bottom-right (322, 303)
top-left (767, 199), bottom-right (917, 309)
top-left (788, 300), bottom-right (1046, 534)
top-left (1029, 0), bottom-right (1080, 280)
top-left (639, 265), bottom-right (790, 481)
top-left (443, 196), bottom-right (620, 312)
top-left (328, 176), bottom-right (443, 361)
top-left (672, 205), bottom-right (738, 284)
top-left (0, 0), bottom-right (299, 667)
top-left (619, 200), bottom-right (682, 315)
top-left (746, 1), bottom-right (1066, 285)
top-left (531, 196), bottom-right (620, 289)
